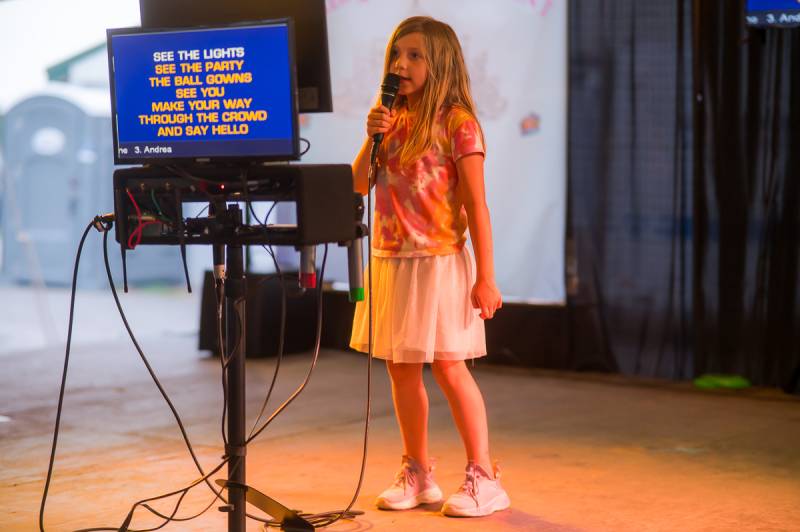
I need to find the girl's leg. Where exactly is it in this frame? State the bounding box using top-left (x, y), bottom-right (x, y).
top-left (431, 359), bottom-right (493, 475)
top-left (386, 360), bottom-right (429, 468)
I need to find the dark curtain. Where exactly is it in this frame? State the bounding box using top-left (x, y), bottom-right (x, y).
top-left (567, 0), bottom-right (800, 392)
top-left (567, 1), bottom-right (693, 379)
top-left (694, 1), bottom-right (800, 392)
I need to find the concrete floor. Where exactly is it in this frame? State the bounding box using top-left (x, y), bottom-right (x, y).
top-left (1, 334), bottom-right (800, 531)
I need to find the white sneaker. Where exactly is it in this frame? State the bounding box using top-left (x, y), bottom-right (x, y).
top-left (375, 455), bottom-right (443, 510)
top-left (441, 462), bottom-right (511, 517)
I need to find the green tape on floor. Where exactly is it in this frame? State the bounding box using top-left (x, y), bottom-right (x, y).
top-left (693, 374), bottom-right (751, 390)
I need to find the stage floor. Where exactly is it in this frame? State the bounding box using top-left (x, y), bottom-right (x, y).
top-left (1, 337), bottom-right (799, 531)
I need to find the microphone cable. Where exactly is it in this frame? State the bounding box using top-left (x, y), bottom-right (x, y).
top-left (236, 152), bottom-right (380, 528)
top-left (99, 227), bottom-right (231, 529)
top-left (238, 173), bottom-right (367, 527)
top-left (38, 220), bottom-right (96, 532)
top-left (98, 212), bottom-right (297, 530)
top-left (35, 216), bottom-right (224, 532)
top-left (263, 156), bottom-right (379, 529)
top-left (40, 185), bottom-right (374, 530)
top-left (244, 199), bottom-right (288, 442)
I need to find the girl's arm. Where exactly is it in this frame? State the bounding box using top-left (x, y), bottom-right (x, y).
top-left (456, 153), bottom-right (502, 320)
top-left (352, 104), bottom-right (394, 195)
top-left (352, 138), bottom-right (373, 195)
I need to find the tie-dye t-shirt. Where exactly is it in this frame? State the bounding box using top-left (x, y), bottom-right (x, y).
top-left (373, 106), bottom-right (485, 257)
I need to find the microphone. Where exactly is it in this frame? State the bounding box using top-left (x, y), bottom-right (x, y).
top-left (372, 72), bottom-right (402, 147)
top-left (347, 237), bottom-right (364, 302)
top-left (299, 246), bottom-right (317, 289)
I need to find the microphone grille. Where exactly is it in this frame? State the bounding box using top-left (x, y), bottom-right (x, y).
top-left (382, 73), bottom-right (402, 93)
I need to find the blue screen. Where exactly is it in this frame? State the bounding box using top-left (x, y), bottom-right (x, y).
top-left (746, 0), bottom-right (800, 26)
top-left (110, 22), bottom-right (297, 162)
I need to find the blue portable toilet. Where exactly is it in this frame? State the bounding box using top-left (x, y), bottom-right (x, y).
top-left (1, 83), bottom-right (186, 287)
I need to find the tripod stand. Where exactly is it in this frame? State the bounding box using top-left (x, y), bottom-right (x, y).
top-left (215, 204), bottom-right (314, 532)
top-left (112, 164), bottom-right (363, 531)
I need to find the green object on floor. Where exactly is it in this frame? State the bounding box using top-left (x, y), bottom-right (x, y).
top-left (693, 374), bottom-right (752, 390)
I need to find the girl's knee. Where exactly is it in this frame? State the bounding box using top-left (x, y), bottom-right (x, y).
top-left (386, 360), bottom-right (424, 385)
top-left (431, 359), bottom-right (467, 384)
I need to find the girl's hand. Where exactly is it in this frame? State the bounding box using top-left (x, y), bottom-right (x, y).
top-left (366, 104), bottom-right (395, 138)
top-left (471, 279), bottom-right (502, 320)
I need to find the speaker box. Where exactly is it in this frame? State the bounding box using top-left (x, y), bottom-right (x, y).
top-left (199, 270), bottom-right (317, 357)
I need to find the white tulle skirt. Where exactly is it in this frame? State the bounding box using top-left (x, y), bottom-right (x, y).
top-left (349, 245), bottom-right (487, 364)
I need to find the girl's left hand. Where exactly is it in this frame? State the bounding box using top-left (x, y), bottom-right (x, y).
top-left (471, 279), bottom-right (502, 320)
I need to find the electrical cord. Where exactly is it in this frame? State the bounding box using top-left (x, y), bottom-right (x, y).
top-left (102, 226), bottom-right (265, 530)
top-left (243, 198), bottom-right (288, 440)
top-left (235, 188), bottom-right (364, 526)
top-left (221, 297), bottom-right (246, 369)
top-left (192, 204), bottom-right (210, 219)
top-left (145, 169), bottom-right (328, 523)
top-left (125, 189), bottom-right (162, 249)
top-left (149, 189), bottom-right (171, 222)
top-left (102, 167), bottom-right (291, 530)
top-left (219, 293), bottom-right (246, 445)
top-left (100, 228), bottom-right (233, 526)
top-left (247, 245), bottom-right (287, 441)
top-left (304, 155), bottom-right (377, 529)
top-left (216, 279), bottom-right (229, 446)
top-left (102, 229), bottom-right (350, 529)
top-left (42, 186), bottom-right (372, 530)
top-left (244, 244), bottom-right (360, 528)
top-left (249, 152), bottom-right (378, 528)
top-left (299, 137), bottom-right (311, 156)
top-left (201, 241), bottom-right (364, 528)
top-left (37, 217), bottom-right (231, 532)
top-left (237, 157), bottom-right (376, 527)
top-left (245, 245), bottom-right (328, 446)
top-left (38, 220), bottom-right (95, 532)
top-left (241, 187), bottom-right (311, 448)
top-left (73, 457), bottom-right (233, 532)
top-left (260, 156), bottom-right (381, 529)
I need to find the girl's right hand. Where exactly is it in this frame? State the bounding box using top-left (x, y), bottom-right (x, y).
top-left (366, 104), bottom-right (394, 138)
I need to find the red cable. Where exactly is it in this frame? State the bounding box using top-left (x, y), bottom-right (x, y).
top-left (125, 188), bottom-right (160, 249)
top-left (127, 221), bottom-right (160, 249)
top-left (125, 188), bottom-right (143, 248)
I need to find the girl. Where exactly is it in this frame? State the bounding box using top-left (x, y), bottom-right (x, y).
top-left (350, 16), bottom-right (509, 518)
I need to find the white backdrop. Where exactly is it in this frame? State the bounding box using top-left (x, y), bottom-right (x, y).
top-left (298, 0), bottom-right (567, 303)
top-left (0, 0), bottom-right (566, 303)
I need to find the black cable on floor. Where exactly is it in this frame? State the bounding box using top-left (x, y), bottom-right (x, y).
top-left (43, 206), bottom-right (371, 530)
top-left (74, 457), bottom-right (232, 532)
top-left (256, 158), bottom-right (379, 529)
top-left (308, 158), bottom-right (377, 528)
top-left (245, 244), bottom-right (328, 445)
top-left (38, 217), bottom-right (232, 532)
top-left (100, 228), bottom-right (230, 527)
top-left (245, 244), bottom-right (359, 528)
top-left (245, 200), bottom-right (288, 441)
top-left (38, 221), bottom-right (94, 532)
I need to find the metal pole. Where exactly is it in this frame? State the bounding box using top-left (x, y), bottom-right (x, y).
top-left (225, 205), bottom-right (246, 532)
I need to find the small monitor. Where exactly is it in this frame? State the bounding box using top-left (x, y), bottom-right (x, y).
top-left (746, 0), bottom-right (800, 27)
top-left (107, 20), bottom-right (299, 165)
top-left (139, 0), bottom-right (332, 113)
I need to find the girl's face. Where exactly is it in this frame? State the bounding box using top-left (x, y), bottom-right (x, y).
top-left (390, 32), bottom-right (428, 103)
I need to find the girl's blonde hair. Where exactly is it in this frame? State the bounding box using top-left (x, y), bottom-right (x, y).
top-left (382, 16), bottom-right (483, 166)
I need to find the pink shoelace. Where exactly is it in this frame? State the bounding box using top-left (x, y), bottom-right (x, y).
top-left (392, 461), bottom-right (417, 493)
top-left (457, 467), bottom-right (480, 502)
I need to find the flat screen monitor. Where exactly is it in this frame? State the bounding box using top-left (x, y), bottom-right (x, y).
top-left (107, 20), bottom-right (299, 165)
top-left (139, 0), bottom-right (332, 113)
top-left (746, 0), bottom-right (800, 27)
